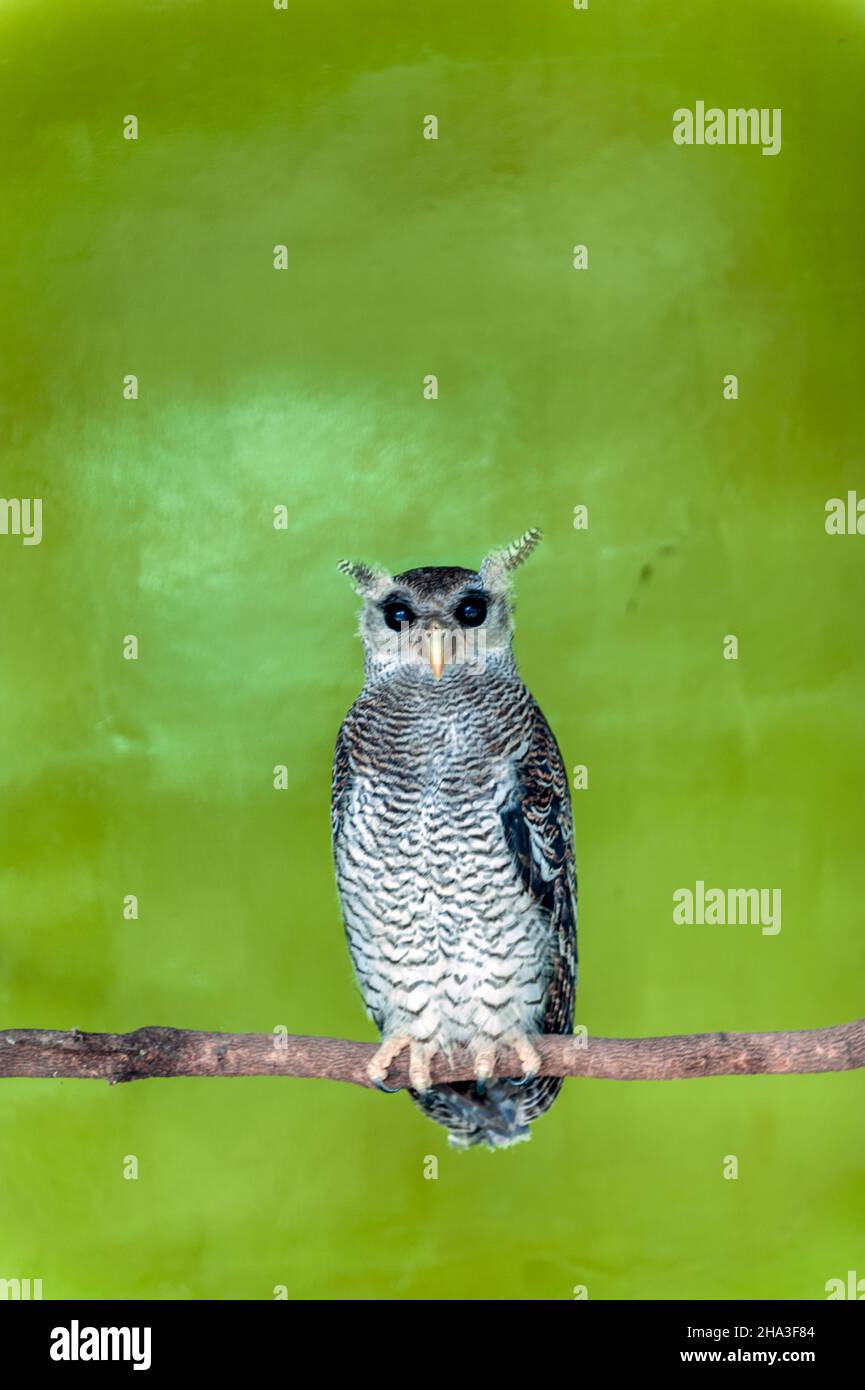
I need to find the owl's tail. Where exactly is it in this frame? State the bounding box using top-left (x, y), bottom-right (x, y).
top-left (410, 1075), bottom-right (564, 1150)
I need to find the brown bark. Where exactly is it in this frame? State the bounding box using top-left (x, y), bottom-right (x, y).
top-left (0, 1020), bottom-right (862, 1088)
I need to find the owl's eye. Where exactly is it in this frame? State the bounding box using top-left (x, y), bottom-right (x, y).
top-left (382, 600), bottom-right (415, 631)
top-left (454, 595), bottom-right (487, 627)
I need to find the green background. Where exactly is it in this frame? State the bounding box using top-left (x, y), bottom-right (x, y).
top-left (1, 0), bottom-right (864, 1300)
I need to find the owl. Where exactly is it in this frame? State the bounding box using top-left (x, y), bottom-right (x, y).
top-left (331, 529), bottom-right (577, 1149)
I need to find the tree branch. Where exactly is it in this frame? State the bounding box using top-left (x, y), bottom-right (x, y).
top-left (0, 1020), bottom-right (862, 1088)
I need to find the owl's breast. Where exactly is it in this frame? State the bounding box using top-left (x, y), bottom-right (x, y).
top-left (335, 711), bottom-right (550, 1043)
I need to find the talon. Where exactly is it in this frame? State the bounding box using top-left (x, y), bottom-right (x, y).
top-left (371, 1076), bottom-right (401, 1094)
top-left (367, 1035), bottom-right (412, 1093)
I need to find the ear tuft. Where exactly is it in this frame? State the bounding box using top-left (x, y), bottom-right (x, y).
top-left (480, 528), bottom-right (542, 592)
top-left (337, 559), bottom-right (393, 598)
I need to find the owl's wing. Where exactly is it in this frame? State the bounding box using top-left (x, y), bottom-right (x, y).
top-left (331, 722), bottom-right (353, 848)
top-left (500, 700), bottom-right (578, 1037)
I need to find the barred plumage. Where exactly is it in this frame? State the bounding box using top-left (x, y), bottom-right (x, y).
top-left (332, 534), bottom-right (577, 1149)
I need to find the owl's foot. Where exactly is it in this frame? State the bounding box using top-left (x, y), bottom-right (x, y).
top-left (507, 1033), bottom-right (542, 1083)
top-left (472, 1034), bottom-right (542, 1088)
top-left (367, 1035), bottom-right (412, 1092)
top-left (367, 1036), bottom-right (441, 1095)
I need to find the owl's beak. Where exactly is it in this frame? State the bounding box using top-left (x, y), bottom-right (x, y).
top-left (428, 625), bottom-right (446, 680)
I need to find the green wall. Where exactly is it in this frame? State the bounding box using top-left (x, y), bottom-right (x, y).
top-left (1, 0), bottom-right (863, 1299)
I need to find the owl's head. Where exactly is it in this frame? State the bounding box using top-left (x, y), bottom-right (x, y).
top-left (338, 528), bottom-right (541, 680)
